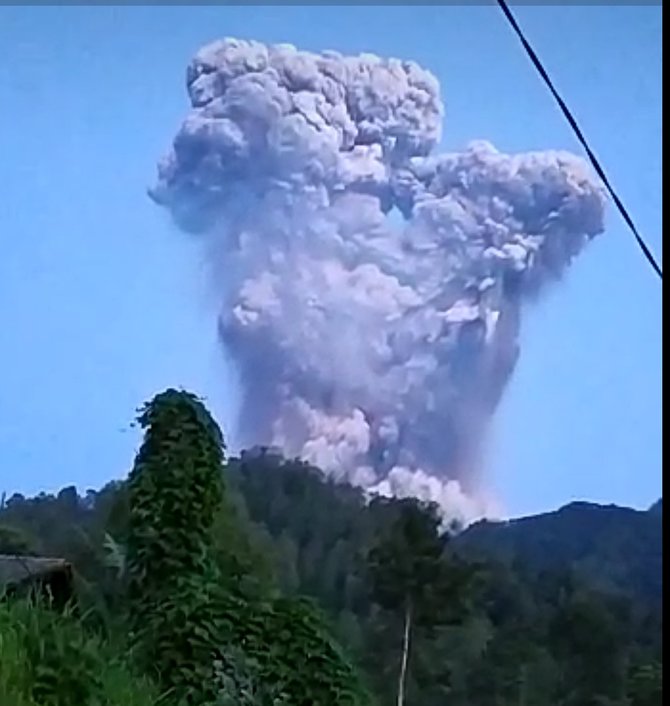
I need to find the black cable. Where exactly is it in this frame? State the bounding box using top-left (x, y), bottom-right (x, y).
top-left (496, 0), bottom-right (662, 281)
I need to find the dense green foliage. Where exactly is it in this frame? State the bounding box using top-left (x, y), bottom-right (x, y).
top-left (457, 500), bottom-right (663, 609)
top-left (225, 453), bottom-right (663, 706)
top-left (366, 499), bottom-right (474, 705)
top-left (125, 390), bottom-right (229, 703)
top-left (124, 390), bottom-right (371, 705)
top-left (0, 393), bottom-right (662, 706)
top-left (0, 597), bottom-right (159, 706)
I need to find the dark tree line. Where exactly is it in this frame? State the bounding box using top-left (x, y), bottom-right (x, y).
top-left (1, 391), bottom-right (662, 706)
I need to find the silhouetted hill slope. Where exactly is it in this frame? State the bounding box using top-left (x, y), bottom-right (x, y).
top-left (648, 498), bottom-right (662, 515)
top-left (455, 500), bottom-right (662, 608)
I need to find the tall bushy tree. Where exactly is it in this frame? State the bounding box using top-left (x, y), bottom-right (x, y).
top-left (125, 389), bottom-right (226, 703)
top-left (367, 499), bottom-right (472, 706)
top-left (124, 389), bottom-right (371, 706)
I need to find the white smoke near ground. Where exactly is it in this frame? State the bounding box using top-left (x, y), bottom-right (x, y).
top-left (150, 38), bottom-right (606, 526)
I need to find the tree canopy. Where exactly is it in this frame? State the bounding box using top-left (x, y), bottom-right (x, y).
top-left (0, 391), bottom-right (662, 706)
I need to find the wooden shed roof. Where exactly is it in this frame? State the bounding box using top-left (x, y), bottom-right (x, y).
top-left (0, 554), bottom-right (71, 590)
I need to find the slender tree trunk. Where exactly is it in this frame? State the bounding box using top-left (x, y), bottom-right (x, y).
top-left (397, 601), bottom-right (412, 706)
top-left (518, 663), bottom-right (527, 706)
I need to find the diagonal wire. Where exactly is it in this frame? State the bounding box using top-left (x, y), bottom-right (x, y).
top-left (496, 0), bottom-right (662, 281)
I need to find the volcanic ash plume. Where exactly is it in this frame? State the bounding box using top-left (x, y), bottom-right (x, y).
top-left (150, 38), bottom-right (606, 524)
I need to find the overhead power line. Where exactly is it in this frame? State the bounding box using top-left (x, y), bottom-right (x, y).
top-left (496, 0), bottom-right (662, 282)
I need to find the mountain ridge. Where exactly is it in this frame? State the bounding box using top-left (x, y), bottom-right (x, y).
top-left (455, 495), bottom-right (662, 608)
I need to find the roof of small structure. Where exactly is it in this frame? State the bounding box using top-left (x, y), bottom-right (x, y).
top-left (0, 554), bottom-right (71, 590)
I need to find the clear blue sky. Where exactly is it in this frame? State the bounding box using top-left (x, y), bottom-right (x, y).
top-left (0, 5), bottom-right (661, 518)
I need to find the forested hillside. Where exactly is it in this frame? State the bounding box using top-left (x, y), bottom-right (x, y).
top-left (456, 500), bottom-right (662, 608)
top-left (0, 392), bottom-right (662, 706)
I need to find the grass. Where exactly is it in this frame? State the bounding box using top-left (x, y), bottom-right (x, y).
top-left (0, 593), bottom-right (163, 706)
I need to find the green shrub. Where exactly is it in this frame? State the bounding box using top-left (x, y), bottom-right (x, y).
top-left (0, 596), bottom-right (161, 706)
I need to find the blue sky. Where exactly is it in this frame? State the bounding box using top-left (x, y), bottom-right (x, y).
top-left (0, 5), bottom-right (661, 518)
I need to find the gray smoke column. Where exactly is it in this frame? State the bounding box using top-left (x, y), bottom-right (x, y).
top-left (150, 38), bottom-right (606, 524)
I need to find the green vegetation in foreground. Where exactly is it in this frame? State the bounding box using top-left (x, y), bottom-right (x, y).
top-left (0, 389), bottom-right (662, 705)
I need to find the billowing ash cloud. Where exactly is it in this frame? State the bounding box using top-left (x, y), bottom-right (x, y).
top-left (150, 38), bottom-right (606, 524)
